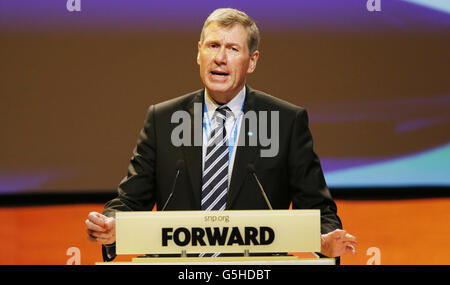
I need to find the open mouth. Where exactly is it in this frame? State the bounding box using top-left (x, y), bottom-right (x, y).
top-left (211, 71), bottom-right (229, 76)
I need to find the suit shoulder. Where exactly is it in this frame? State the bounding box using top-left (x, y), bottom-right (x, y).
top-left (249, 88), bottom-right (306, 114)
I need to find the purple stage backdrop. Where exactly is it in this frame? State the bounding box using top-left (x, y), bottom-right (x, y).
top-left (1, 0), bottom-right (449, 193)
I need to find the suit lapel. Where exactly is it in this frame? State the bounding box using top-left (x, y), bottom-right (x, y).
top-left (227, 86), bottom-right (260, 209)
top-left (181, 90), bottom-right (204, 210)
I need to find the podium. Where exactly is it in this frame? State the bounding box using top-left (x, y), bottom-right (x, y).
top-left (96, 210), bottom-right (335, 265)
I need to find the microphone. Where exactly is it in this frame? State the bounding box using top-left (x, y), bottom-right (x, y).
top-left (161, 159), bottom-right (184, 211)
top-left (247, 163), bottom-right (273, 210)
top-left (142, 159), bottom-right (185, 259)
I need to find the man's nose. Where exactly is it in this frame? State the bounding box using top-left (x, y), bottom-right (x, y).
top-left (213, 47), bottom-right (227, 65)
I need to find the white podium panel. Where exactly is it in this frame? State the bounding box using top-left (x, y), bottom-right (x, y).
top-left (116, 210), bottom-right (321, 255)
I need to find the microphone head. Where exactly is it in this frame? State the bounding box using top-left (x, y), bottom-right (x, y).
top-left (247, 163), bottom-right (256, 173)
top-left (176, 159), bottom-right (185, 170)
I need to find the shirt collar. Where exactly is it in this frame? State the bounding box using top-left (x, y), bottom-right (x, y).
top-left (204, 86), bottom-right (246, 121)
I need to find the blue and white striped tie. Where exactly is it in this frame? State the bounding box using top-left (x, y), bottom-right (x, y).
top-left (201, 106), bottom-right (231, 211)
top-left (200, 106), bottom-right (231, 258)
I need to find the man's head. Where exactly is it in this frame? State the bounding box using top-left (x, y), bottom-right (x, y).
top-left (197, 8), bottom-right (260, 104)
top-left (200, 8), bottom-right (260, 55)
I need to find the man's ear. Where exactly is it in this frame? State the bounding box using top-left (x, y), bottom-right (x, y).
top-left (197, 42), bottom-right (201, 65)
top-left (247, 50), bottom-right (260, 74)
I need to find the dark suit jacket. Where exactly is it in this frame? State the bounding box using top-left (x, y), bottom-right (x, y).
top-left (102, 86), bottom-right (342, 261)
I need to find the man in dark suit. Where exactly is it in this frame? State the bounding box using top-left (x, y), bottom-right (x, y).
top-left (85, 8), bottom-right (357, 262)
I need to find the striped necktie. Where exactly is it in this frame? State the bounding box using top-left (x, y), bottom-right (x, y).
top-left (201, 106), bottom-right (231, 211)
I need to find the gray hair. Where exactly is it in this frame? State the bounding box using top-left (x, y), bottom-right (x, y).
top-left (199, 8), bottom-right (260, 54)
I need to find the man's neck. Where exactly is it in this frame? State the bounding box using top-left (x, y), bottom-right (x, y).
top-left (206, 86), bottom-right (245, 104)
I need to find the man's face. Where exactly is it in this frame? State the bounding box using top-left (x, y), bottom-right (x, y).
top-left (197, 22), bottom-right (259, 103)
